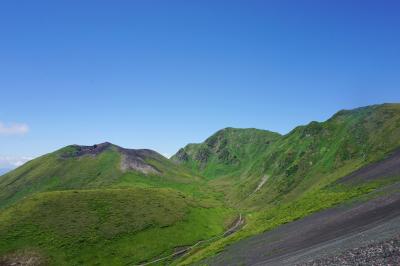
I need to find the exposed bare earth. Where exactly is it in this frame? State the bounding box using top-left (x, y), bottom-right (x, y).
top-left (338, 149), bottom-right (400, 184)
top-left (64, 142), bottom-right (113, 157)
top-left (119, 149), bottom-right (160, 175)
top-left (205, 190), bottom-right (400, 266)
top-left (64, 142), bottom-right (161, 175)
top-left (0, 250), bottom-right (45, 266)
top-left (205, 151), bottom-right (400, 266)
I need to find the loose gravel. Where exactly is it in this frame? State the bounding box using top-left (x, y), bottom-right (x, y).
top-left (300, 235), bottom-right (400, 266)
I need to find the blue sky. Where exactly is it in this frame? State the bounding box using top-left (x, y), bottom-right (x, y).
top-left (1, 0), bottom-right (400, 167)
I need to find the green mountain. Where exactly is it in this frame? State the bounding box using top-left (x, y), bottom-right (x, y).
top-left (1, 103), bottom-right (400, 266)
top-left (241, 103), bottom-right (400, 207)
top-left (247, 104), bottom-right (400, 200)
top-left (173, 104), bottom-right (400, 265)
top-left (0, 142), bottom-right (201, 209)
top-left (172, 104), bottom-right (400, 208)
top-left (0, 142), bottom-right (236, 265)
top-left (171, 127), bottom-right (281, 178)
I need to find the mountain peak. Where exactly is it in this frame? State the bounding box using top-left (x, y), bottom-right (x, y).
top-left (58, 142), bottom-right (164, 175)
top-left (61, 142), bottom-right (115, 158)
top-left (171, 127), bottom-right (281, 176)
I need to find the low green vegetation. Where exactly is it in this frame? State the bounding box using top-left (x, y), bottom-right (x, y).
top-left (171, 128), bottom-right (281, 179)
top-left (1, 103), bottom-right (400, 265)
top-left (176, 176), bottom-right (400, 265)
top-left (171, 103), bottom-right (400, 264)
top-left (243, 103), bottom-right (400, 207)
top-left (0, 188), bottom-right (235, 265)
top-left (0, 143), bottom-right (236, 265)
top-left (173, 104), bottom-right (400, 208)
top-left (0, 144), bottom-right (201, 210)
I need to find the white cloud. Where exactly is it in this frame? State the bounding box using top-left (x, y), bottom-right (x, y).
top-left (0, 122), bottom-right (29, 135)
top-left (0, 156), bottom-right (34, 169)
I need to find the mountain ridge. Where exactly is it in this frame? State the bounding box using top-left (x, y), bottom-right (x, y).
top-left (1, 103), bottom-right (400, 266)
top-left (171, 103), bottom-right (400, 207)
top-left (0, 141), bottom-right (202, 210)
top-left (171, 127), bottom-right (281, 179)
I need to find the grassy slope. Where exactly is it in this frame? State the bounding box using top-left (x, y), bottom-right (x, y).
top-left (0, 188), bottom-right (234, 265)
top-left (171, 127), bottom-right (281, 179)
top-left (194, 104), bottom-right (400, 208)
top-left (177, 173), bottom-right (400, 265)
top-left (0, 144), bottom-right (203, 210)
top-left (0, 144), bottom-right (235, 265)
top-left (2, 103), bottom-right (400, 265)
top-left (175, 103), bottom-right (400, 265)
top-left (243, 103), bottom-right (400, 208)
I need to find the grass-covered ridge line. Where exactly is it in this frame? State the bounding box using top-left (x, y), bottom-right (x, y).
top-left (0, 142), bottom-right (234, 265)
top-left (0, 143), bottom-right (202, 210)
top-left (173, 103), bottom-right (400, 264)
top-left (245, 104), bottom-right (400, 206)
top-left (171, 127), bottom-right (281, 179)
top-left (1, 103), bottom-right (400, 265)
top-left (201, 104), bottom-right (400, 208)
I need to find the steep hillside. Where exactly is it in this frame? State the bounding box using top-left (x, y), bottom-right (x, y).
top-left (188, 104), bottom-right (400, 207)
top-left (241, 103), bottom-right (400, 207)
top-left (171, 128), bottom-right (281, 178)
top-left (173, 103), bottom-right (400, 265)
top-left (185, 145), bottom-right (400, 265)
top-left (202, 183), bottom-right (400, 266)
top-left (0, 168), bottom-right (11, 176)
top-left (2, 103), bottom-right (400, 266)
top-left (0, 143), bottom-right (236, 265)
top-left (0, 142), bottom-right (201, 209)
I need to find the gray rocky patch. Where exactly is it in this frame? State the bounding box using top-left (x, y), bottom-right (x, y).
top-left (299, 235), bottom-right (400, 266)
top-left (119, 149), bottom-right (160, 175)
top-left (62, 142), bottom-right (113, 158)
top-left (62, 142), bottom-right (162, 175)
top-left (204, 187), bottom-right (400, 266)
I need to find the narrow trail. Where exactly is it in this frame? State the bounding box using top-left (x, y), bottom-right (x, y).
top-left (247, 174), bottom-right (270, 198)
top-left (132, 174), bottom-right (267, 266)
top-left (132, 214), bottom-right (244, 266)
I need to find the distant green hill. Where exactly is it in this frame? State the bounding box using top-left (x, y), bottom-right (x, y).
top-left (174, 103), bottom-right (400, 265)
top-left (172, 104), bottom-right (400, 208)
top-left (171, 127), bottom-right (281, 178)
top-left (0, 142), bottom-right (201, 209)
top-left (240, 103), bottom-right (400, 208)
top-left (0, 142), bottom-right (235, 265)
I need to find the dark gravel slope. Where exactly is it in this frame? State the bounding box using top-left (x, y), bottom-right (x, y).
top-left (338, 148), bottom-right (400, 184)
top-left (299, 234), bottom-right (400, 266)
top-left (204, 149), bottom-right (400, 266)
top-left (205, 190), bottom-right (400, 266)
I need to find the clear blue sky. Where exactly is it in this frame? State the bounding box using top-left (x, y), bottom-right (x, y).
top-left (1, 0), bottom-right (400, 167)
